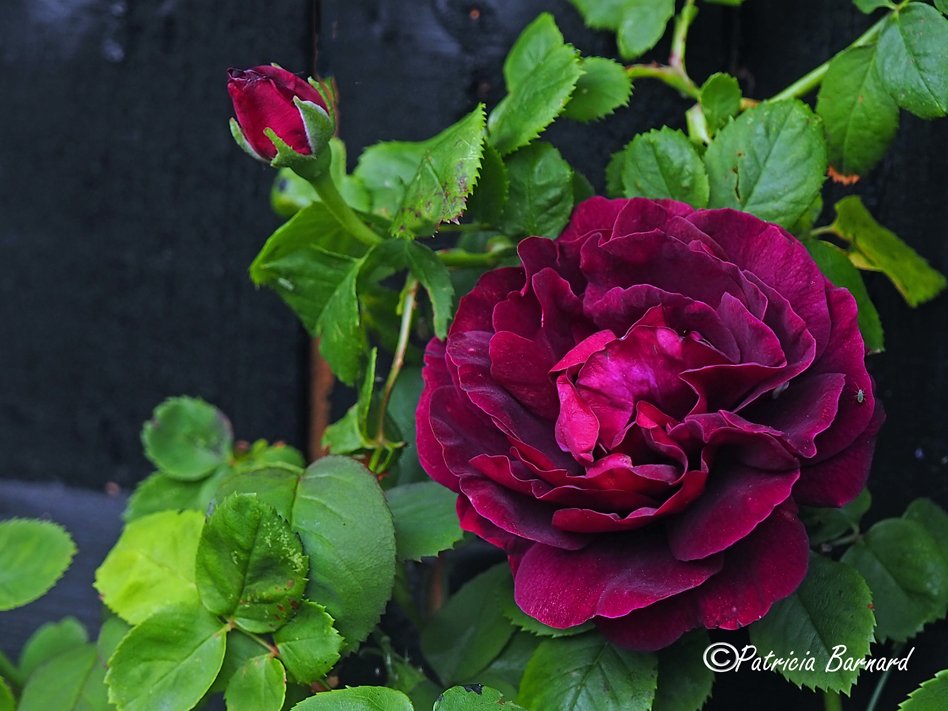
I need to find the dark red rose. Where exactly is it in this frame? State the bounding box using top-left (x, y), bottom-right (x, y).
top-left (417, 197), bottom-right (882, 650)
top-left (226, 65), bottom-right (328, 160)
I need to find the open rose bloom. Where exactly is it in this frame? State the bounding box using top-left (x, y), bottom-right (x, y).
top-left (417, 197), bottom-right (882, 650)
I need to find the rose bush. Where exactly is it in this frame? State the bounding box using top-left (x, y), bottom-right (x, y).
top-left (226, 65), bottom-right (328, 160)
top-left (417, 197), bottom-right (883, 650)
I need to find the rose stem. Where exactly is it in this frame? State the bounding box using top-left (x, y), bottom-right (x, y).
top-left (375, 276), bottom-right (419, 445)
top-left (311, 169), bottom-right (383, 247)
top-left (669, 0), bottom-right (698, 77)
top-left (865, 643), bottom-right (903, 711)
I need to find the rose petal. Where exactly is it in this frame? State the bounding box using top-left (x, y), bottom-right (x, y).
top-left (451, 266), bottom-right (525, 335)
top-left (489, 331), bottom-right (559, 418)
top-left (597, 593), bottom-right (699, 651)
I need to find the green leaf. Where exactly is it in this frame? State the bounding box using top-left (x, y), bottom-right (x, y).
top-left (488, 15), bottom-right (582, 155)
top-left (390, 105), bottom-right (487, 238)
top-left (124, 468), bottom-right (225, 522)
top-left (877, 4), bottom-right (948, 119)
top-left (224, 655), bottom-right (286, 711)
top-left (385, 481), bottom-right (463, 561)
top-left (289, 686), bottom-right (414, 711)
top-left (705, 100), bottom-right (827, 228)
top-left (653, 631), bottom-right (714, 711)
top-left (421, 564), bottom-right (516, 685)
top-left (938, 0), bottom-right (948, 15)
top-left (816, 45), bottom-right (899, 179)
top-left (292, 456), bottom-right (396, 652)
top-left (106, 604), bottom-right (227, 711)
top-left (235, 440), bottom-right (306, 469)
top-left (842, 518), bottom-right (948, 642)
top-left (460, 632), bottom-right (539, 700)
top-left (95, 510), bottom-right (204, 624)
top-left (0, 518), bottom-right (75, 611)
top-left (563, 57), bottom-right (632, 122)
top-left (322, 349), bottom-right (379, 454)
top-left (271, 140), bottom-right (371, 217)
top-left (210, 630), bottom-right (262, 694)
top-left (141, 397), bottom-right (232, 481)
top-left (703, 0), bottom-right (745, 5)
top-left (355, 142), bottom-right (431, 220)
top-left (854, 0), bottom-right (892, 13)
top-left (801, 487), bottom-right (872, 546)
top-left (435, 685), bottom-right (526, 710)
top-left (96, 615), bottom-right (131, 662)
top-left (749, 554), bottom-right (875, 693)
top-left (804, 240), bottom-right (884, 352)
top-left (0, 678), bottom-right (12, 711)
top-left (517, 633), bottom-right (658, 711)
top-left (273, 601), bottom-right (343, 684)
top-left (499, 142), bottom-right (575, 238)
top-left (466, 144), bottom-right (509, 225)
top-left (608, 127), bottom-right (710, 207)
top-left (616, 0), bottom-right (676, 61)
top-left (19, 644), bottom-right (109, 711)
top-left (827, 196), bottom-right (946, 307)
top-left (195, 494), bottom-right (308, 633)
top-left (903, 499), bottom-right (948, 559)
top-left (19, 616), bottom-right (88, 679)
top-left (700, 72), bottom-right (742, 132)
top-left (215, 463), bottom-right (303, 520)
top-left (900, 669), bottom-right (948, 711)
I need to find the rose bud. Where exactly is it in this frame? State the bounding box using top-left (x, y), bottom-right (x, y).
top-left (227, 65), bottom-right (334, 176)
top-left (417, 197), bottom-right (883, 651)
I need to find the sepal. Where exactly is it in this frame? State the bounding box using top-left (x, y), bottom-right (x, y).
top-left (229, 118), bottom-right (267, 163)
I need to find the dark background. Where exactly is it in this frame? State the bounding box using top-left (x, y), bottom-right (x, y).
top-left (1, 0), bottom-right (945, 708)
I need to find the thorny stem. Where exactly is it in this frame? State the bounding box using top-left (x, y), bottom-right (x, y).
top-left (375, 277), bottom-right (419, 445)
top-left (670, 0), bottom-right (698, 75)
top-left (865, 644), bottom-right (903, 711)
top-left (311, 169), bottom-right (383, 247)
top-left (823, 690), bottom-right (843, 711)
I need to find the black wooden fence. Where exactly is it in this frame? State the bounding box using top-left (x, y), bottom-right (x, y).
top-left (2, 0), bottom-right (946, 708)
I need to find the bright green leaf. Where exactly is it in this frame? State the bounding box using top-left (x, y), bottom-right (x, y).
top-left (19, 616), bottom-right (88, 679)
top-left (289, 686), bottom-right (414, 710)
top-left (124, 468), bottom-right (225, 522)
top-left (19, 644), bottom-right (109, 711)
top-left (235, 440), bottom-right (305, 470)
top-left (827, 196), bottom-right (946, 307)
top-left (385, 481), bottom-right (463, 561)
top-left (273, 601), bottom-right (343, 684)
top-left (355, 142), bottom-right (431, 220)
top-left (500, 142), bottom-right (574, 238)
top-left (0, 678), bottom-right (11, 711)
top-left (504, 13), bottom-right (565, 90)
top-left (617, 0), bottom-right (675, 60)
top-left (0, 518), bottom-right (75, 611)
top-left (900, 669), bottom-right (948, 710)
top-left (801, 488), bottom-right (873, 547)
top-left (293, 456), bottom-right (396, 652)
top-left (842, 518), bottom-right (948, 642)
top-left (141, 397), bottom-right (232, 481)
top-left (700, 72), bottom-right (742, 132)
top-left (517, 633), bottom-right (658, 711)
top-left (563, 57), bottom-right (632, 122)
top-left (816, 45), bottom-right (899, 179)
top-left (96, 615), bottom-right (131, 663)
top-left (459, 632), bottom-right (539, 701)
top-left (322, 348), bottom-right (378, 454)
top-left (224, 655), bottom-right (286, 711)
top-left (805, 240), bottom-right (884, 352)
top-left (705, 100), bottom-right (827, 227)
top-left (421, 564), bottom-right (515, 685)
top-left (211, 630), bottom-right (263, 694)
top-left (94, 510), bottom-right (204, 624)
top-left (106, 604), bottom-right (227, 711)
top-left (466, 144), bottom-right (509, 225)
top-left (653, 631), bottom-right (714, 711)
top-left (877, 4), bottom-right (948, 119)
top-left (749, 554), bottom-right (875, 692)
top-left (854, 0), bottom-right (893, 13)
top-left (435, 685), bottom-right (526, 710)
top-left (903, 499), bottom-right (948, 560)
top-left (608, 127), bottom-right (710, 207)
top-left (215, 463), bottom-right (303, 521)
top-left (195, 494), bottom-right (308, 633)
top-left (390, 105), bottom-right (486, 238)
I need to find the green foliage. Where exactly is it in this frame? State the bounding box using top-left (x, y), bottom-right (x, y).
top-left (273, 602), bottom-right (343, 684)
top-left (0, 679), bottom-right (11, 711)
top-left (106, 603), bottom-right (227, 711)
top-left (195, 494), bottom-right (308, 633)
top-left (700, 73), bottom-right (742, 133)
top-left (271, 139), bottom-right (370, 217)
top-left (385, 481), bottom-right (463, 561)
top-left (95, 510), bottom-right (204, 624)
top-left (390, 106), bottom-right (487, 238)
top-left (653, 631), bottom-right (714, 711)
top-left (825, 196), bottom-right (946, 307)
top-left (322, 348), bottom-right (380, 454)
top-left (18, 616), bottom-right (88, 679)
top-left (421, 564), bottom-right (515, 685)
top-left (466, 144), bottom-right (509, 225)
top-left (488, 14), bottom-right (583, 155)
top-left (0, 519), bottom-right (75, 611)
top-left (18, 644), bottom-right (110, 711)
top-left (224, 655), bottom-right (286, 711)
top-left (141, 397), bottom-right (233, 481)
top-left (750, 554), bottom-right (875, 693)
top-left (500, 142), bottom-right (576, 238)
top-left (563, 57), bottom-right (632, 122)
top-left (900, 669), bottom-right (948, 711)
top-left (816, 45), bottom-right (898, 178)
top-left (289, 686), bottom-right (414, 710)
top-left (877, 4), bottom-right (948, 119)
top-left (517, 633), bottom-right (658, 711)
top-left (705, 100), bottom-right (827, 228)
top-left (804, 241), bottom-right (884, 352)
top-left (801, 488), bottom-right (872, 546)
top-left (124, 469), bottom-right (224, 522)
top-left (569, 0), bottom-right (676, 60)
top-left (436, 685), bottom-right (526, 710)
top-left (607, 127), bottom-right (710, 206)
top-left (854, 0), bottom-right (892, 13)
